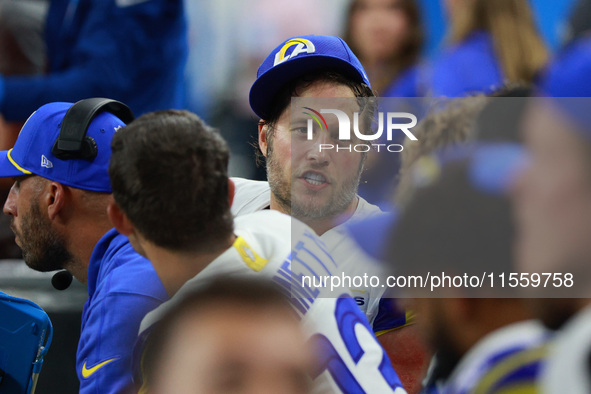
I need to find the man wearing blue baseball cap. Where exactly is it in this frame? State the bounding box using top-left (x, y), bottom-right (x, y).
top-left (231, 34), bottom-right (427, 391)
top-left (512, 36), bottom-right (591, 392)
top-left (0, 99), bottom-right (167, 393)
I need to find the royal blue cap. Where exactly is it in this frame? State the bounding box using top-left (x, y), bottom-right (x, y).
top-left (249, 35), bottom-right (371, 120)
top-left (0, 102), bottom-right (126, 192)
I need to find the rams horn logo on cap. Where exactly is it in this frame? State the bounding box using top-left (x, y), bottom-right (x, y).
top-left (273, 38), bottom-right (316, 66)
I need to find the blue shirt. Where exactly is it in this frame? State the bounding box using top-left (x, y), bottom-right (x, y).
top-left (1, 0), bottom-right (187, 121)
top-left (77, 228), bottom-right (168, 394)
top-left (383, 66), bottom-right (421, 97)
top-left (429, 31), bottom-right (503, 97)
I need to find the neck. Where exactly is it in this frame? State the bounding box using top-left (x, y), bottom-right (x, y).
top-left (64, 217), bottom-right (113, 284)
top-left (269, 194), bottom-right (359, 236)
top-left (144, 235), bottom-right (237, 297)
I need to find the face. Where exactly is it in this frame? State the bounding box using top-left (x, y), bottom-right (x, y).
top-left (151, 305), bottom-right (312, 394)
top-left (513, 99), bottom-right (591, 325)
top-left (264, 82), bottom-right (364, 222)
top-left (3, 176), bottom-right (71, 271)
top-left (514, 99), bottom-right (591, 276)
top-left (350, 0), bottom-right (412, 63)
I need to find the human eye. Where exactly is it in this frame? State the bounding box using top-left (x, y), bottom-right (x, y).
top-left (292, 127), bottom-right (308, 135)
top-left (291, 125), bottom-right (313, 141)
top-left (12, 177), bottom-right (22, 190)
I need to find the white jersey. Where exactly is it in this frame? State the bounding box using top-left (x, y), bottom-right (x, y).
top-left (230, 177), bottom-right (394, 327)
top-left (541, 305), bottom-right (591, 394)
top-left (443, 321), bottom-right (548, 394)
top-left (141, 210), bottom-right (406, 394)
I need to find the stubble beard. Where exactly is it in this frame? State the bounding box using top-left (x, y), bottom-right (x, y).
top-left (266, 141), bottom-right (362, 222)
top-left (15, 199), bottom-right (73, 272)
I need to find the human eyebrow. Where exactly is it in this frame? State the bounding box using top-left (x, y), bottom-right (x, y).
top-left (11, 175), bottom-right (31, 190)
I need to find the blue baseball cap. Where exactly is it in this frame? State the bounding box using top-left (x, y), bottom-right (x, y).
top-left (249, 35), bottom-right (371, 120)
top-left (0, 102), bottom-right (126, 192)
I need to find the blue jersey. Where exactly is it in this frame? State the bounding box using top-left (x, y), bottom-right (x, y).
top-left (1, 0), bottom-right (187, 121)
top-left (429, 31), bottom-right (503, 97)
top-left (77, 228), bottom-right (168, 394)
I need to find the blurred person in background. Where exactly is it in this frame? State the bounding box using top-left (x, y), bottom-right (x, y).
top-left (563, 0), bottom-right (591, 45)
top-left (0, 0), bottom-right (47, 78)
top-left (343, 0), bottom-right (424, 97)
top-left (342, 0), bottom-right (424, 206)
top-left (0, 0), bottom-right (48, 258)
top-left (349, 86), bottom-right (538, 392)
top-left (429, 0), bottom-right (548, 97)
top-left (394, 95), bottom-right (488, 205)
top-left (395, 85), bottom-right (530, 204)
top-left (0, 0), bottom-right (187, 260)
top-left (513, 37), bottom-right (591, 392)
top-left (144, 277), bottom-right (313, 394)
top-left (0, 0), bottom-right (187, 123)
top-left (386, 93), bottom-right (547, 391)
top-left (349, 96), bottom-right (489, 387)
top-left (387, 146), bottom-right (548, 393)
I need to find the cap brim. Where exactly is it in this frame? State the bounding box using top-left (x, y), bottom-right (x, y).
top-left (249, 55), bottom-right (367, 120)
top-left (0, 150), bottom-right (32, 178)
top-left (346, 210), bottom-right (398, 261)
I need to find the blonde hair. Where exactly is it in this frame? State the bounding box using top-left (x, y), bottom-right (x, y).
top-left (450, 0), bottom-right (548, 84)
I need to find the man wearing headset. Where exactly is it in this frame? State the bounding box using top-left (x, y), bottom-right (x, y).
top-left (0, 99), bottom-right (168, 393)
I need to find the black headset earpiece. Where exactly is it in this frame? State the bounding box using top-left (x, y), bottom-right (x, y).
top-left (51, 98), bottom-right (135, 161)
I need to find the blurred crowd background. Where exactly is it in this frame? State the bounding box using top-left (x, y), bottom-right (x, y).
top-left (0, 0), bottom-right (584, 184)
top-left (185, 0), bottom-right (577, 179)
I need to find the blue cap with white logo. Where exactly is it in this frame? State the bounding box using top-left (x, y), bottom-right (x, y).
top-left (249, 34), bottom-right (372, 120)
top-left (0, 102), bottom-right (126, 192)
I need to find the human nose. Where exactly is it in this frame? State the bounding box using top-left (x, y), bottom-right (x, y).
top-left (3, 183), bottom-right (18, 217)
top-left (306, 131), bottom-right (332, 165)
